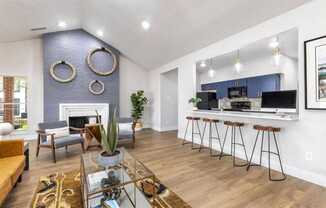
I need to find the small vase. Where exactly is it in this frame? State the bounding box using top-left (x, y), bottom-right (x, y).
top-left (192, 106), bottom-right (198, 111)
top-left (97, 150), bottom-right (121, 167)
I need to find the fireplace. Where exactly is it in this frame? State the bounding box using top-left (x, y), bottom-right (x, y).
top-left (69, 115), bottom-right (101, 133)
top-left (59, 103), bottom-right (109, 131)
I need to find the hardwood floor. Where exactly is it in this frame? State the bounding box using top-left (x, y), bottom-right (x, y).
top-left (3, 129), bottom-right (326, 208)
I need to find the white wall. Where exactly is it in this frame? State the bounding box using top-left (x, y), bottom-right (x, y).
top-left (149, 0), bottom-right (326, 187)
top-left (160, 69), bottom-right (178, 131)
top-left (119, 56), bottom-right (150, 127)
top-left (0, 39), bottom-right (43, 133)
top-left (199, 54), bottom-right (298, 91)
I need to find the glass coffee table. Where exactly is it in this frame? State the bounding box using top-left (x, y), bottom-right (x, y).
top-left (80, 148), bottom-right (156, 208)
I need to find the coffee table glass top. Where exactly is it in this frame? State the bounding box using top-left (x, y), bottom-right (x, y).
top-left (81, 148), bottom-right (155, 195)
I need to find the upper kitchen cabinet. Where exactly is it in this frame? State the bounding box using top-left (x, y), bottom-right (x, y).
top-left (247, 74), bottom-right (280, 98)
top-left (201, 73), bottom-right (280, 99)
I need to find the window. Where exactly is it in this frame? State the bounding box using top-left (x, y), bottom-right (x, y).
top-left (0, 76), bottom-right (27, 130)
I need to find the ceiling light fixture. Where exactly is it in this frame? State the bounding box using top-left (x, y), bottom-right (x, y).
top-left (97, 30), bottom-right (104, 37)
top-left (234, 50), bottom-right (242, 73)
top-left (269, 37), bottom-right (279, 48)
top-left (273, 47), bottom-right (281, 66)
top-left (58, 21), bottom-right (67, 28)
top-left (208, 68), bottom-right (215, 78)
top-left (200, 60), bottom-right (207, 68)
top-left (141, 20), bottom-right (151, 30)
top-left (208, 59), bottom-right (215, 77)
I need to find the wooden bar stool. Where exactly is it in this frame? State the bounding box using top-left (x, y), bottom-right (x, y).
top-left (182, 116), bottom-right (202, 150)
top-left (247, 125), bottom-right (286, 181)
top-left (200, 118), bottom-right (222, 156)
top-left (219, 121), bottom-right (249, 167)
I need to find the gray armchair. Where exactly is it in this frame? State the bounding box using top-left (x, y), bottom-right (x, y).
top-left (36, 121), bottom-right (85, 163)
top-left (118, 118), bottom-right (136, 148)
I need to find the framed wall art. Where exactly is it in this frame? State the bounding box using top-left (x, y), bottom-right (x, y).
top-left (304, 35), bottom-right (326, 109)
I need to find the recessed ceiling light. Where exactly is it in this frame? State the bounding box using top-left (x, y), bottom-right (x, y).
top-left (269, 37), bottom-right (279, 48)
top-left (200, 61), bottom-right (207, 68)
top-left (141, 20), bottom-right (151, 30)
top-left (97, 30), bottom-right (104, 37)
top-left (58, 21), bottom-right (67, 28)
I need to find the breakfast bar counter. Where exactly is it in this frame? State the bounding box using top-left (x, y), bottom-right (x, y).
top-left (189, 110), bottom-right (299, 122)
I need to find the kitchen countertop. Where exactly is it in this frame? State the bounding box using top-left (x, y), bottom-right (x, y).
top-left (190, 110), bottom-right (299, 121)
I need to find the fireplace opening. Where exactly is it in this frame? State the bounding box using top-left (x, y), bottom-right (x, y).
top-left (69, 115), bottom-right (101, 133)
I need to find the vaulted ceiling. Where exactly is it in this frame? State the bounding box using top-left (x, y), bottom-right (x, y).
top-left (0, 0), bottom-right (311, 69)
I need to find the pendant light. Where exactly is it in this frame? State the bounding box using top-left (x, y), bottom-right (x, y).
top-left (273, 47), bottom-right (281, 66)
top-left (269, 36), bottom-right (280, 48)
top-left (234, 49), bottom-right (242, 73)
top-left (208, 58), bottom-right (215, 77)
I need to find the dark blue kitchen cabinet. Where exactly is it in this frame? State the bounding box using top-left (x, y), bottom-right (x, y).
top-left (247, 76), bottom-right (260, 98)
top-left (201, 73), bottom-right (280, 99)
top-left (216, 82), bottom-right (228, 98)
top-left (247, 74), bottom-right (280, 98)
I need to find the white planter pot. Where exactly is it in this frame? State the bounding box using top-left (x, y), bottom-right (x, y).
top-left (97, 151), bottom-right (121, 167)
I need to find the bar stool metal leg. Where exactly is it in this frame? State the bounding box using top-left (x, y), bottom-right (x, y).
top-left (268, 131), bottom-right (286, 181)
top-left (219, 126), bottom-right (231, 159)
top-left (215, 123), bottom-right (222, 150)
top-left (199, 122), bottom-right (207, 152)
top-left (239, 126), bottom-right (249, 162)
top-left (247, 130), bottom-right (261, 171)
top-left (182, 120), bottom-right (190, 145)
top-left (192, 120), bottom-right (202, 150)
top-left (210, 122), bottom-right (222, 157)
top-left (232, 126), bottom-right (249, 167)
top-left (259, 131), bottom-right (265, 166)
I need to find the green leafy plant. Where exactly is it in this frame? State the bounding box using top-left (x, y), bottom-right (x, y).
top-left (131, 90), bottom-right (148, 122)
top-left (188, 97), bottom-right (202, 107)
top-left (96, 109), bottom-right (119, 156)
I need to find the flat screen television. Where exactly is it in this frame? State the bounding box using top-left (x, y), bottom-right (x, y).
top-left (261, 90), bottom-right (297, 113)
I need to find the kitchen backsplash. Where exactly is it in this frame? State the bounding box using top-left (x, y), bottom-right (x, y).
top-left (219, 97), bottom-right (262, 110)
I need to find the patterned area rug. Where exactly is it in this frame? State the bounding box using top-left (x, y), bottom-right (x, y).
top-left (30, 170), bottom-right (191, 208)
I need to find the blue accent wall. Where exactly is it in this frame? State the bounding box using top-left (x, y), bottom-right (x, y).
top-left (43, 29), bottom-right (120, 122)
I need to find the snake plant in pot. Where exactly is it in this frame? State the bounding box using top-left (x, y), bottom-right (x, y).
top-left (96, 109), bottom-right (120, 167)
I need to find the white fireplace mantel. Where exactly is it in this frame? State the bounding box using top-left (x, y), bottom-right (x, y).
top-left (59, 103), bottom-right (109, 129)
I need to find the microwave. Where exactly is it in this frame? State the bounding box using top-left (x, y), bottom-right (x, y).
top-left (228, 86), bottom-right (247, 98)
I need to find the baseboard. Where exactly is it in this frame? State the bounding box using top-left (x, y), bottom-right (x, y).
top-left (160, 126), bottom-right (178, 132)
top-left (179, 137), bottom-right (326, 188)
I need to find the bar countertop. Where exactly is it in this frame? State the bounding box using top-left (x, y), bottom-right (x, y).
top-left (189, 110), bottom-right (299, 121)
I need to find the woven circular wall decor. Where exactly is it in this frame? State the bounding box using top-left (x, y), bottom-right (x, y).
top-left (88, 80), bottom-right (105, 95)
top-left (86, 47), bottom-right (118, 76)
top-left (49, 60), bottom-right (77, 83)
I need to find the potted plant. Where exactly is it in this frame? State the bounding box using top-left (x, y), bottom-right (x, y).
top-left (131, 90), bottom-right (148, 131)
top-left (189, 97), bottom-right (202, 110)
top-left (96, 109), bottom-right (120, 167)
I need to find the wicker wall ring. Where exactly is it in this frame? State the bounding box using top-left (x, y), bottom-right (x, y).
top-left (87, 47), bottom-right (118, 76)
top-left (49, 61), bottom-right (77, 83)
top-left (88, 80), bottom-right (105, 95)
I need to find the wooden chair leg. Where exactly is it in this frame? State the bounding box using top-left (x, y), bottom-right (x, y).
top-left (52, 147), bottom-right (56, 163)
top-left (81, 142), bottom-right (85, 153)
top-left (36, 144), bottom-right (40, 157)
top-left (36, 135), bottom-right (40, 157)
top-left (18, 174), bottom-right (22, 183)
